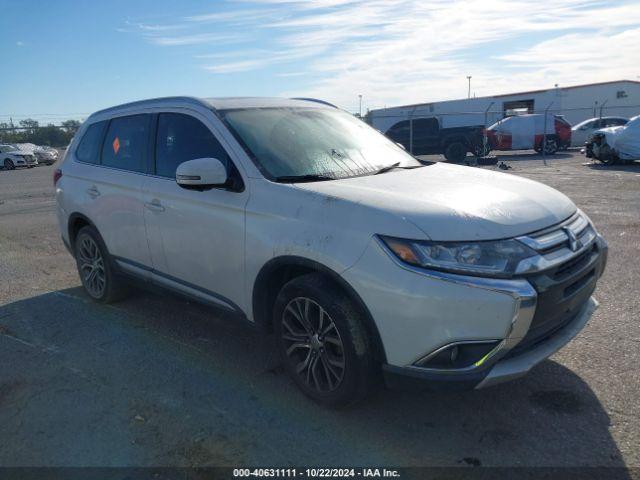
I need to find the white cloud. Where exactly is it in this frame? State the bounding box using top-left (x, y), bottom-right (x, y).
top-left (126, 0), bottom-right (640, 111)
top-left (146, 32), bottom-right (244, 46)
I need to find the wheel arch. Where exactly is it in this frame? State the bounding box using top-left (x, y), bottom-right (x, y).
top-left (67, 213), bottom-right (99, 255)
top-left (440, 134), bottom-right (470, 149)
top-left (252, 255), bottom-right (387, 363)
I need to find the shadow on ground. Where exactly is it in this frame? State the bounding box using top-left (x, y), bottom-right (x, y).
top-left (584, 161), bottom-right (640, 172)
top-left (0, 287), bottom-right (629, 470)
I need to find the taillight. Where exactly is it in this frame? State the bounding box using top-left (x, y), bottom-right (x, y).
top-left (53, 169), bottom-right (62, 186)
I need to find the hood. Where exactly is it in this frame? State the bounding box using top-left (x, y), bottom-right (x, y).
top-left (595, 126), bottom-right (625, 150)
top-left (295, 163), bottom-right (576, 241)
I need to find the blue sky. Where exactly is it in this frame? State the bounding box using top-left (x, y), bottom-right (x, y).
top-left (1, 0), bottom-right (639, 123)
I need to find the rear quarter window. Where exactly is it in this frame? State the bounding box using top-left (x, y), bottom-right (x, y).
top-left (76, 121), bottom-right (107, 164)
top-left (101, 114), bottom-right (150, 173)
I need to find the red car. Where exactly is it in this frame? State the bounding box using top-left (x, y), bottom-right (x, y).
top-left (486, 114), bottom-right (571, 154)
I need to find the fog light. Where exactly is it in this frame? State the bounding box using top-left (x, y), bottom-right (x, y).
top-left (415, 341), bottom-right (500, 370)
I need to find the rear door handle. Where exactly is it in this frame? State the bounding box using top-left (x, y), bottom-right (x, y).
top-left (145, 199), bottom-right (165, 212)
top-left (86, 186), bottom-right (100, 198)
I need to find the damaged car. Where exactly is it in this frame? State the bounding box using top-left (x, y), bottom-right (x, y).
top-left (486, 114), bottom-right (571, 155)
top-left (586, 114), bottom-right (640, 165)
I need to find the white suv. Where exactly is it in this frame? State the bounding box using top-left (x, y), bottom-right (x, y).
top-left (55, 97), bottom-right (607, 406)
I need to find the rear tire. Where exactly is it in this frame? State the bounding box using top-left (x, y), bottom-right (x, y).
top-left (444, 142), bottom-right (467, 163)
top-left (4, 159), bottom-right (15, 170)
top-left (541, 137), bottom-right (558, 154)
top-left (473, 143), bottom-right (491, 157)
top-left (274, 273), bottom-right (379, 407)
top-left (74, 225), bottom-right (130, 303)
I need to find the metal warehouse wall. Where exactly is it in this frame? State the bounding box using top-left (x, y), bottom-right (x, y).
top-left (368, 80), bottom-right (640, 132)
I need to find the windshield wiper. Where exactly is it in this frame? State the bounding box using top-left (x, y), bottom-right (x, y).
top-left (374, 162), bottom-right (423, 175)
top-left (274, 174), bottom-right (335, 183)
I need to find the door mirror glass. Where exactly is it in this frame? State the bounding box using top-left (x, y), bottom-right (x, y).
top-left (176, 157), bottom-right (228, 189)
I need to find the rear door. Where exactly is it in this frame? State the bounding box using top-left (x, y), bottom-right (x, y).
top-left (72, 115), bottom-right (152, 274)
top-left (142, 111), bottom-right (248, 312)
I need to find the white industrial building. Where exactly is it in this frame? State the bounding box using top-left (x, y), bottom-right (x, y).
top-left (368, 80), bottom-right (640, 132)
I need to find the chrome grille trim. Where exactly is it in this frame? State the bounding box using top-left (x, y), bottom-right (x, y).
top-left (515, 211), bottom-right (602, 275)
top-left (517, 211), bottom-right (588, 252)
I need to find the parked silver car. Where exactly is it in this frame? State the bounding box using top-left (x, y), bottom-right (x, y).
top-left (1, 144), bottom-right (37, 169)
top-left (34, 146), bottom-right (59, 165)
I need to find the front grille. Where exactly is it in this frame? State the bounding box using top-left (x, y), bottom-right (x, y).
top-left (553, 246), bottom-right (593, 279)
top-left (515, 243), bottom-right (602, 354)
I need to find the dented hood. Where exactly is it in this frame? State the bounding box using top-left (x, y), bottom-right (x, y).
top-left (296, 162), bottom-right (576, 241)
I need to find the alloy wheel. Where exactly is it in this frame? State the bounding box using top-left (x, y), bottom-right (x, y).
top-left (77, 234), bottom-right (106, 298)
top-left (281, 297), bottom-right (346, 393)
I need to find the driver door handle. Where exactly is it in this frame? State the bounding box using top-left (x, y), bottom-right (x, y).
top-left (145, 199), bottom-right (165, 212)
top-left (86, 186), bottom-right (100, 198)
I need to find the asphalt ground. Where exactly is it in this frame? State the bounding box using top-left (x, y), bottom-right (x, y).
top-left (0, 150), bottom-right (639, 469)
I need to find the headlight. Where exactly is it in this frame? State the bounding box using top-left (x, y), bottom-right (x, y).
top-left (379, 235), bottom-right (537, 278)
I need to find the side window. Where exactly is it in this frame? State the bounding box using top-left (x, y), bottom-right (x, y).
top-left (385, 120), bottom-right (410, 145)
top-left (155, 113), bottom-right (231, 178)
top-left (413, 117), bottom-right (439, 136)
top-left (610, 119), bottom-right (627, 127)
top-left (101, 114), bottom-right (150, 173)
top-left (76, 121), bottom-right (107, 164)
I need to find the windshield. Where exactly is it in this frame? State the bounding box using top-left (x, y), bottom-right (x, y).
top-left (572, 118), bottom-right (592, 130)
top-left (626, 115), bottom-right (640, 128)
top-left (219, 107), bottom-right (420, 181)
top-left (1, 145), bottom-right (18, 152)
top-left (488, 117), bottom-right (512, 130)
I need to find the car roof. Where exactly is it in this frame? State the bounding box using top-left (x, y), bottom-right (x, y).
top-left (88, 96), bottom-right (336, 120)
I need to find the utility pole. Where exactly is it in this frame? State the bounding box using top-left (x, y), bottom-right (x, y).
top-left (467, 76), bottom-right (472, 99)
top-left (358, 94), bottom-right (363, 118)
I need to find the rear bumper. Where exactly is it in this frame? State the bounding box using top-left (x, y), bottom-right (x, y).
top-left (383, 296), bottom-right (598, 391)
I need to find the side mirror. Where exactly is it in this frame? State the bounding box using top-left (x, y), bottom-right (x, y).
top-left (176, 158), bottom-right (228, 189)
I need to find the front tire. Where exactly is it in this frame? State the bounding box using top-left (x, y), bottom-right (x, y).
top-left (4, 159), bottom-right (15, 170)
top-left (74, 225), bottom-right (129, 303)
top-left (274, 273), bottom-right (378, 407)
top-left (598, 144), bottom-right (618, 165)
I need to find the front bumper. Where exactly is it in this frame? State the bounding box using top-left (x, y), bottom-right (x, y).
top-left (344, 214), bottom-right (607, 391)
top-left (383, 296), bottom-right (598, 391)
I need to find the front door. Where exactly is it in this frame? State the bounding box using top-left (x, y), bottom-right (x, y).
top-left (142, 111), bottom-right (248, 312)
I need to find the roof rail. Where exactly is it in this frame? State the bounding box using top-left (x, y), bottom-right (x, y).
top-left (291, 97), bottom-right (338, 108)
top-left (89, 96), bottom-right (209, 118)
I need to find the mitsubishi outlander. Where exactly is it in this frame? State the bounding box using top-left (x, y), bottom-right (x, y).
top-left (54, 97), bottom-right (607, 406)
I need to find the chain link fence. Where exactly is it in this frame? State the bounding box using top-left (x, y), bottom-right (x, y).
top-left (365, 104), bottom-right (640, 160)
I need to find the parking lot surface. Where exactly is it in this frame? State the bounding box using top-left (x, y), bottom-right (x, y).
top-left (0, 152), bottom-right (639, 468)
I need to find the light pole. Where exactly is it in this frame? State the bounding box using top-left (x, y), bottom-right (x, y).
top-left (467, 76), bottom-right (472, 99)
top-left (358, 94), bottom-right (363, 117)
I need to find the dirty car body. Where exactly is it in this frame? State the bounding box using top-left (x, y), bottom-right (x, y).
top-left (55, 97), bottom-right (607, 406)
